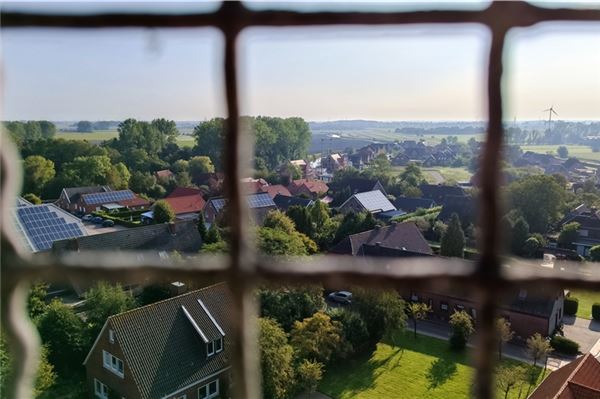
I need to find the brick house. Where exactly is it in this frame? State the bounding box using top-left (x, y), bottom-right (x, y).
top-left (288, 179), bottom-right (329, 199)
top-left (204, 192), bottom-right (276, 224)
top-left (56, 186), bottom-right (112, 213)
top-left (84, 283), bottom-right (231, 399)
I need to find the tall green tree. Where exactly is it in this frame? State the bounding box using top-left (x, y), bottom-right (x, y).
top-left (526, 333), bottom-right (552, 367)
top-left (28, 282), bottom-right (49, 321)
top-left (189, 156), bottom-right (215, 180)
top-left (495, 317), bottom-right (514, 360)
top-left (440, 213), bottom-right (465, 258)
top-left (290, 311), bottom-right (343, 363)
top-left (296, 359), bottom-right (323, 399)
top-left (84, 282), bottom-right (135, 338)
top-left (153, 200), bottom-right (176, 223)
top-left (557, 145), bottom-right (569, 158)
top-left (509, 216), bottom-right (530, 255)
top-left (495, 365), bottom-right (526, 399)
top-left (0, 338), bottom-right (56, 397)
top-left (449, 310), bottom-right (474, 350)
top-left (197, 213), bottom-right (208, 242)
top-left (205, 223), bottom-right (221, 244)
top-left (259, 318), bottom-right (295, 399)
top-left (151, 118), bottom-right (179, 143)
top-left (62, 155), bottom-right (113, 186)
top-left (353, 288), bottom-right (407, 345)
top-left (507, 175), bottom-right (565, 233)
top-left (558, 222), bottom-right (580, 249)
top-left (406, 302), bottom-right (432, 339)
top-left (259, 286), bottom-right (325, 331)
top-left (193, 118), bottom-right (225, 170)
top-left (106, 162), bottom-right (131, 190)
top-left (76, 121), bottom-right (93, 132)
top-left (22, 155), bottom-right (55, 195)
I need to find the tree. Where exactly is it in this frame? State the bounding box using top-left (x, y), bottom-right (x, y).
top-left (406, 302), bottom-right (432, 339)
top-left (296, 359), bottom-right (323, 399)
top-left (76, 121), bottom-right (93, 132)
top-left (495, 318), bottom-right (514, 360)
top-left (290, 311), bottom-right (343, 364)
top-left (353, 288), bottom-right (406, 345)
top-left (259, 318), bottom-right (295, 399)
top-left (23, 193), bottom-right (42, 205)
top-left (193, 118), bottom-right (225, 170)
top-left (153, 200), bottom-right (176, 223)
top-left (197, 213), bottom-right (208, 241)
top-left (590, 245), bottom-right (600, 261)
top-left (37, 299), bottom-right (87, 372)
top-left (23, 155), bottom-right (55, 195)
top-left (263, 210), bottom-right (296, 234)
top-left (138, 284), bottom-right (171, 306)
top-left (38, 121), bottom-right (57, 139)
top-left (286, 206), bottom-right (313, 237)
top-left (558, 222), bottom-right (580, 249)
top-left (62, 155), bottom-right (113, 186)
top-left (523, 237), bottom-right (541, 258)
top-left (510, 216), bottom-right (530, 255)
top-left (200, 241), bottom-right (229, 254)
top-left (151, 118), bottom-right (179, 143)
top-left (328, 309), bottom-right (369, 355)
top-left (84, 282), bottom-right (135, 338)
top-left (440, 213), bottom-right (465, 258)
top-left (1, 338), bottom-right (56, 397)
top-left (526, 333), bottom-right (552, 367)
top-left (333, 211), bottom-right (377, 244)
top-left (507, 175), bottom-right (565, 233)
top-left (557, 146), bottom-right (569, 158)
top-left (106, 162), bottom-right (131, 190)
top-left (258, 227), bottom-right (312, 256)
top-left (189, 156), bottom-right (215, 181)
top-left (205, 223), bottom-right (221, 244)
top-left (449, 310), bottom-right (474, 350)
top-left (370, 153), bottom-right (392, 175)
top-left (496, 365), bottom-right (526, 399)
top-left (259, 286), bottom-right (325, 331)
top-left (28, 282), bottom-right (48, 321)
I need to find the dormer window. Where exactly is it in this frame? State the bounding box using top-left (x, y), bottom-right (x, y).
top-left (206, 341), bottom-right (214, 356)
top-left (215, 337), bottom-right (223, 353)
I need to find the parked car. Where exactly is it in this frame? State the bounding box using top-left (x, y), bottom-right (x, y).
top-left (328, 291), bottom-right (352, 305)
top-left (82, 214), bottom-right (93, 222)
top-left (102, 219), bottom-right (115, 227)
top-left (92, 216), bottom-right (104, 224)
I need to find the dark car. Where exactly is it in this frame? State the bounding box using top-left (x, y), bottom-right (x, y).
top-left (102, 219), bottom-right (115, 227)
top-left (92, 216), bottom-right (104, 224)
top-left (327, 291), bottom-right (353, 305)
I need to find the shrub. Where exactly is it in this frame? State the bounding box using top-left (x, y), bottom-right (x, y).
top-left (592, 303), bottom-right (600, 321)
top-left (564, 297), bottom-right (579, 316)
top-left (550, 335), bottom-right (579, 355)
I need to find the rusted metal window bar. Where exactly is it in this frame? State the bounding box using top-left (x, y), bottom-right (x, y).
top-left (1, 2), bottom-right (600, 398)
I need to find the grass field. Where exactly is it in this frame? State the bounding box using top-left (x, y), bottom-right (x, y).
top-left (568, 288), bottom-right (600, 319)
top-left (319, 332), bottom-right (546, 399)
top-left (520, 145), bottom-right (600, 162)
top-left (392, 166), bottom-right (473, 184)
top-left (56, 130), bottom-right (195, 147)
top-left (319, 129), bottom-right (482, 145)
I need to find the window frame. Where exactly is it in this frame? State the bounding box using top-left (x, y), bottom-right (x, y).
top-left (103, 350), bottom-right (125, 378)
top-left (198, 379), bottom-right (219, 399)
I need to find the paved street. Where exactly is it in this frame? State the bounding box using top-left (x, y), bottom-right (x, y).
top-left (562, 315), bottom-right (600, 353)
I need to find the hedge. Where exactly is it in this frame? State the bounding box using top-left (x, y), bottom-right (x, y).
top-left (564, 297), bottom-right (579, 316)
top-left (550, 335), bottom-right (579, 355)
top-left (593, 303), bottom-right (600, 321)
top-left (92, 212), bottom-right (142, 228)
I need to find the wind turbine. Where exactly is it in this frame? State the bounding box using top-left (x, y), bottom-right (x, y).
top-left (543, 105), bottom-right (558, 131)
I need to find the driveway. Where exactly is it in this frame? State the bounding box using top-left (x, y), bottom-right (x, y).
top-left (562, 315), bottom-right (600, 353)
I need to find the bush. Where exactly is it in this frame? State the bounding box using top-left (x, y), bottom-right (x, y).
top-left (592, 303), bottom-right (600, 321)
top-left (564, 297), bottom-right (579, 316)
top-left (550, 335), bottom-right (579, 355)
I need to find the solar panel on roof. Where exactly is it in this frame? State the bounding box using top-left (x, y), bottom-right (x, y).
top-left (354, 190), bottom-right (396, 212)
top-left (83, 190), bottom-right (135, 205)
top-left (247, 193), bottom-right (275, 209)
top-left (14, 204), bottom-right (87, 252)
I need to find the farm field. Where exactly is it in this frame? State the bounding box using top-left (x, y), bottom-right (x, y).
top-left (567, 288), bottom-right (600, 319)
top-left (55, 130), bottom-right (195, 147)
top-left (520, 145), bottom-right (600, 162)
top-left (319, 331), bottom-right (546, 399)
top-left (392, 166), bottom-right (473, 184)
top-left (315, 129), bottom-right (482, 144)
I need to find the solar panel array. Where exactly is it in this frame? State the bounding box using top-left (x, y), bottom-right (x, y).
top-left (247, 193), bottom-right (276, 209)
top-left (15, 205), bottom-right (87, 252)
top-left (354, 190), bottom-right (396, 212)
top-left (211, 198), bottom-right (228, 213)
top-left (83, 190), bottom-right (135, 205)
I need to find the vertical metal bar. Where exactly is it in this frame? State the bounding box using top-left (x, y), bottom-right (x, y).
top-left (474, 19), bottom-right (508, 399)
top-left (220, 3), bottom-right (260, 399)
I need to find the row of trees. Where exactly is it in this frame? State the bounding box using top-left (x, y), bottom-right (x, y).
top-left (4, 121), bottom-right (57, 147)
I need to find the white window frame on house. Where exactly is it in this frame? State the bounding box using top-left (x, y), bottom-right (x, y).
top-left (198, 379), bottom-right (219, 399)
top-left (109, 329), bottom-right (115, 344)
top-left (440, 302), bottom-right (449, 311)
top-left (175, 395), bottom-right (187, 399)
top-left (103, 350), bottom-right (125, 378)
top-left (215, 337), bottom-right (223, 353)
top-left (94, 378), bottom-right (109, 399)
top-left (206, 341), bottom-right (214, 356)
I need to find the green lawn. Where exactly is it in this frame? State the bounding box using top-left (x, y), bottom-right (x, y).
top-left (392, 166), bottom-right (473, 184)
top-left (568, 288), bottom-right (600, 319)
top-left (55, 130), bottom-right (195, 147)
top-left (319, 332), bottom-right (547, 399)
top-left (521, 145), bottom-right (600, 162)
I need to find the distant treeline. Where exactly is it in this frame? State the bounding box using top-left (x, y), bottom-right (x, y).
top-left (506, 121), bottom-right (600, 145)
top-left (395, 126), bottom-right (485, 135)
top-left (3, 121), bottom-right (57, 146)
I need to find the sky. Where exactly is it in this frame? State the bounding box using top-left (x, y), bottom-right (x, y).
top-left (1, 1), bottom-right (599, 122)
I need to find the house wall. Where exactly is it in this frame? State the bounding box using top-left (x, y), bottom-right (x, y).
top-left (339, 197), bottom-right (364, 214)
top-left (164, 371), bottom-right (229, 399)
top-left (204, 203), bottom-right (219, 224)
top-left (86, 321), bottom-right (139, 399)
top-left (56, 190), bottom-right (75, 212)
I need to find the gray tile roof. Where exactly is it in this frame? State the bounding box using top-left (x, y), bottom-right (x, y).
top-left (63, 185), bottom-right (111, 202)
top-left (104, 283), bottom-right (232, 399)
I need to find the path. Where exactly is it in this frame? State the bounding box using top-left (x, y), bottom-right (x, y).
top-left (425, 170), bottom-right (445, 184)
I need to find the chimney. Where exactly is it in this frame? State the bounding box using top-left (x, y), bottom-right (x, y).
top-left (168, 222), bottom-right (176, 235)
top-left (170, 281), bottom-right (187, 296)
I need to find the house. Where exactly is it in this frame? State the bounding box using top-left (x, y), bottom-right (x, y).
top-left (56, 185), bottom-right (112, 213)
top-left (391, 153), bottom-right (411, 166)
top-left (240, 177), bottom-right (269, 194)
top-left (329, 178), bottom-right (387, 196)
top-left (84, 282), bottom-right (231, 399)
top-left (403, 286), bottom-right (564, 339)
top-left (437, 195), bottom-right (476, 227)
top-left (194, 172), bottom-right (225, 195)
top-left (142, 192), bottom-right (206, 222)
top-left (12, 201), bottom-right (88, 253)
top-left (556, 206), bottom-right (600, 256)
top-left (203, 192), bottom-right (276, 224)
top-left (154, 169), bottom-right (174, 182)
top-left (394, 197), bottom-right (436, 213)
top-left (261, 184), bottom-right (292, 199)
top-left (338, 190), bottom-right (396, 216)
top-left (289, 179), bottom-right (329, 198)
top-left (273, 194), bottom-right (313, 212)
top-left (64, 189), bottom-right (150, 214)
top-left (528, 352), bottom-right (600, 399)
top-left (289, 159), bottom-right (315, 179)
top-left (419, 184), bottom-right (466, 205)
top-left (321, 153), bottom-right (346, 172)
top-left (329, 222), bottom-right (433, 256)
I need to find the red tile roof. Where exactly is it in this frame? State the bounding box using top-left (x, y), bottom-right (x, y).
top-left (118, 197), bottom-right (151, 208)
top-left (529, 353), bottom-right (600, 399)
top-left (261, 184), bottom-right (292, 198)
top-left (291, 179), bottom-right (329, 195)
top-left (163, 195), bottom-right (206, 215)
top-left (155, 169), bottom-right (174, 179)
top-left (167, 187), bottom-right (203, 198)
